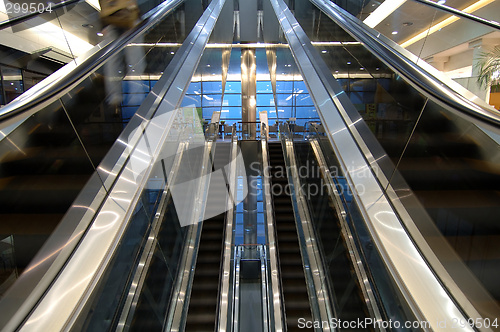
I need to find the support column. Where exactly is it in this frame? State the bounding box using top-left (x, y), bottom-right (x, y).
top-left (241, 48), bottom-right (257, 139)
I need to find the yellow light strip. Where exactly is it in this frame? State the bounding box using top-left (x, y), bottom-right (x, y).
top-left (401, 0), bottom-right (495, 48)
top-left (363, 0), bottom-right (407, 28)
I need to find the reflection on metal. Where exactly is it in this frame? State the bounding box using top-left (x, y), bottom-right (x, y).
top-left (308, 135), bottom-right (385, 328)
top-left (232, 245), bottom-right (270, 332)
top-left (265, 48), bottom-right (280, 123)
top-left (260, 123), bottom-right (284, 332)
top-left (241, 48), bottom-right (257, 139)
top-left (271, 0), bottom-right (477, 328)
top-left (217, 125), bottom-right (238, 332)
top-left (280, 124), bottom-right (334, 330)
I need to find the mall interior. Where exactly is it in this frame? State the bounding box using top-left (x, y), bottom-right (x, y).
top-left (0, 0), bottom-right (500, 330)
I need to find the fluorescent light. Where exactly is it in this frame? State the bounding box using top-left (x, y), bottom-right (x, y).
top-left (401, 0), bottom-right (496, 48)
top-left (363, 0), bottom-right (407, 28)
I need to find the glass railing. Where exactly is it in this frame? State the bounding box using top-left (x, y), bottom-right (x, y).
top-left (295, 0), bottom-right (500, 324)
top-left (306, 0), bottom-right (500, 109)
top-left (72, 108), bottom-right (212, 331)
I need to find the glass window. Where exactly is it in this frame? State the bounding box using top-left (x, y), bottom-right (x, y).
top-left (222, 94), bottom-right (241, 106)
top-left (296, 94), bottom-right (313, 106)
top-left (293, 80), bottom-right (308, 93)
top-left (276, 107), bottom-right (292, 118)
top-left (202, 107), bottom-right (220, 119)
top-left (276, 94), bottom-right (293, 106)
top-left (295, 106), bottom-right (318, 118)
top-left (181, 94), bottom-right (201, 107)
top-left (276, 80), bottom-right (293, 93)
top-left (202, 81), bottom-right (223, 94)
top-left (123, 93), bottom-right (147, 106)
top-left (256, 94), bottom-right (274, 106)
top-left (186, 82), bottom-right (201, 94)
top-left (224, 81), bottom-right (241, 93)
top-left (256, 81), bottom-right (273, 93)
top-left (202, 94), bottom-right (223, 107)
top-left (122, 80), bottom-right (150, 94)
top-left (220, 107), bottom-right (241, 119)
top-left (122, 106), bottom-right (139, 121)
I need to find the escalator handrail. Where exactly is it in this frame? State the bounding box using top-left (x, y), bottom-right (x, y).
top-left (259, 122), bottom-right (285, 332)
top-left (0, 0), bottom-right (184, 129)
top-left (271, 0), bottom-right (478, 328)
top-left (0, 0), bottom-right (82, 30)
top-left (412, 0), bottom-right (500, 31)
top-left (312, 0), bottom-right (500, 131)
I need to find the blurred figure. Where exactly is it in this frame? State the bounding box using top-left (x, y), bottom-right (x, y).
top-left (99, 0), bottom-right (146, 112)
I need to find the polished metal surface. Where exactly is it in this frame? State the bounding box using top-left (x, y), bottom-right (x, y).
top-left (310, 0), bottom-right (500, 132)
top-left (270, 0), bottom-right (476, 329)
top-left (217, 125), bottom-right (238, 332)
top-left (260, 123), bottom-right (284, 332)
top-left (280, 125), bottom-right (334, 330)
top-left (0, 0), bottom-right (184, 131)
top-left (412, 0), bottom-right (500, 30)
top-left (241, 48), bottom-right (257, 139)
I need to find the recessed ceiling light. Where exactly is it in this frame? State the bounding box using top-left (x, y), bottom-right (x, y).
top-left (321, 50), bottom-right (327, 53)
top-left (403, 22), bottom-right (413, 26)
top-left (97, 32), bottom-right (103, 37)
top-left (347, 61), bottom-right (351, 65)
top-left (437, 0), bottom-right (446, 4)
top-left (392, 31), bottom-right (398, 35)
top-left (82, 23), bottom-right (94, 29)
top-left (170, 51), bottom-right (175, 55)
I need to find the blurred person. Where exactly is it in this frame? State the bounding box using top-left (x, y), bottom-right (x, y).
top-left (99, 0), bottom-right (146, 113)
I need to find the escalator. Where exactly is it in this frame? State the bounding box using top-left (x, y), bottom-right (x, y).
top-left (185, 142), bottom-right (231, 331)
top-left (293, 141), bottom-right (370, 327)
top-left (2, 0), bottom-right (500, 329)
top-left (268, 142), bottom-right (312, 330)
